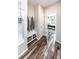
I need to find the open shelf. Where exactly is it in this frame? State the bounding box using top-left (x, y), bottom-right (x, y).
top-left (27, 30), bottom-right (37, 44)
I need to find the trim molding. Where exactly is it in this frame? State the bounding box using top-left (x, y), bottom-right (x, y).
top-left (18, 48), bottom-right (28, 59)
top-left (56, 40), bottom-right (61, 44)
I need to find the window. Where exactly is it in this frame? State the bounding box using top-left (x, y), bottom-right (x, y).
top-left (18, 0), bottom-right (24, 45)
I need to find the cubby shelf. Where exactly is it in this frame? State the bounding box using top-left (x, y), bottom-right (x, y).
top-left (27, 30), bottom-right (37, 44)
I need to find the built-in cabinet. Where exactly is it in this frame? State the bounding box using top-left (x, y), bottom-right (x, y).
top-left (27, 3), bottom-right (37, 44)
top-left (27, 4), bottom-right (45, 44)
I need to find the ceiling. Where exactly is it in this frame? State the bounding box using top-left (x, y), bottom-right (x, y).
top-left (28, 0), bottom-right (60, 7)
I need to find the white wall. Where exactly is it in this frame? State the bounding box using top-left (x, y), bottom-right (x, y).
top-left (44, 2), bottom-right (61, 42)
top-left (28, 3), bottom-right (35, 17)
top-left (38, 5), bottom-right (45, 37)
top-left (34, 6), bottom-right (39, 33)
top-left (34, 5), bottom-right (45, 38)
top-left (56, 2), bottom-right (61, 42)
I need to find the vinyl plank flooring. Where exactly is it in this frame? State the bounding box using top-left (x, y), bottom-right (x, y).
top-left (23, 36), bottom-right (57, 59)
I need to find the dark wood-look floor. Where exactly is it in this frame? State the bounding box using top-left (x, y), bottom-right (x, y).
top-left (21, 36), bottom-right (61, 59)
top-left (25, 36), bottom-right (47, 59)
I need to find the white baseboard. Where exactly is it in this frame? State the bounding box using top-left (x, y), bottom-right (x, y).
top-left (18, 48), bottom-right (28, 59)
top-left (56, 40), bottom-right (61, 44)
